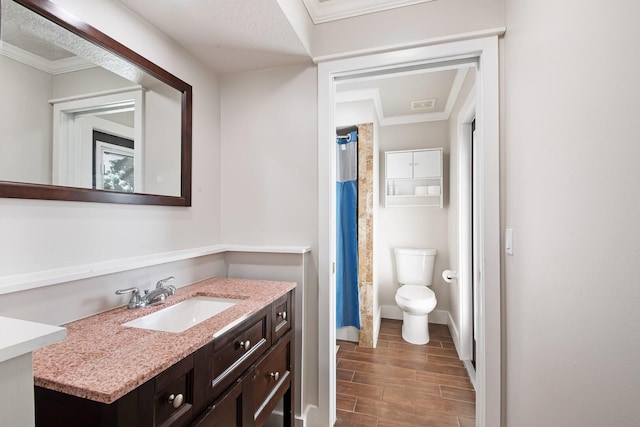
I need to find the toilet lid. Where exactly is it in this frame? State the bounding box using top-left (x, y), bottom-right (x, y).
top-left (397, 285), bottom-right (435, 302)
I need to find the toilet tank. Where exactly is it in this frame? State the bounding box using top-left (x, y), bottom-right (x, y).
top-left (394, 248), bottom-right (437, 286)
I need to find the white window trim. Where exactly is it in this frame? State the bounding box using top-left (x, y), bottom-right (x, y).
top-left (50, 87), bottom-right (144, 191)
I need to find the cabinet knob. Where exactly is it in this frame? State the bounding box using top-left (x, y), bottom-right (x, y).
top-left (168, 393), bottom-right (184, 409)
top-left (277, 311), bottom-right (287, 320)
top-left (270, 371), bottom-right (280, 381)
top-left (238, 340), bottom-right (251, 350)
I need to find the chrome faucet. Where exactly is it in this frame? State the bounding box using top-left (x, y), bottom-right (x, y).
top-left (116, 276), bottom-right (176, 309)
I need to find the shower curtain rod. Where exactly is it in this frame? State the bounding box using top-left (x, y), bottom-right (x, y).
top-left (336, 125), bottom-right (358, 139)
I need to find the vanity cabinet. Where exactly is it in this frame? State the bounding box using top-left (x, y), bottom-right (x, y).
top-left (35, 289), bottom-right (295, 427)
top-left (385, 148), bottom-right (443, 208)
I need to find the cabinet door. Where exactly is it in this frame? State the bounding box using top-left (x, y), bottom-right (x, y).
top-left (192, 380), bottom-right (243, 427)
top-left (153, 355), bottom-right (194, 427)
top-left (247, 332), bottom-right (292, 427)
top-left (386, 152), bottom-right (413, 179)
top-left (271, 291), bottom-right (292, 342)
top-left (413, 150), bottom-right (441, 178)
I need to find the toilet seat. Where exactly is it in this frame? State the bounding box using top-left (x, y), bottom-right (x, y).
top-left (395, 285), bottom-right (437, 314)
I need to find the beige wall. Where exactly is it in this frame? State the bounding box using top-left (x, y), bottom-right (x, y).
top-left (312, 0), bottom-right (504, 58)
top-left (502, 0), bottom-right (640, 425)
top-left (1, 0), bottom-right (221, 284)
top-left (219, 65), bottom-right (318, 249)
top-left (377, 122), bottom-right (451, 312)
top-left (219, 64), bottom-right (319, 419)
top-left (0, 56), bottom-right (52, 185)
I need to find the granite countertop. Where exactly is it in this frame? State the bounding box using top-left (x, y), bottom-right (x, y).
top-left (33, 277), bottom-right (296, 404)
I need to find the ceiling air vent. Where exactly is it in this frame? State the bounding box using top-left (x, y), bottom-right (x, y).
top-left (411, 98), bottom-right (436, 111)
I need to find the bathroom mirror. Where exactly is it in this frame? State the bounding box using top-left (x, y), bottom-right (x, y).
top-left (0, 0), bottom-right (192, 206)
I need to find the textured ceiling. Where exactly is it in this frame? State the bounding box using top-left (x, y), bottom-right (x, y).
top-left (1, 0), bottom-right (74, 61)
top-left (118, 0), bottom-right (311, 75)
top-left (1, 0), bottom-right (471, 121)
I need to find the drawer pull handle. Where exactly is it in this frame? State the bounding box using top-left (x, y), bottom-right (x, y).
top-left (238, 340), bottom-right (251, 350)
top-left (270, 371), bottom-right (280, 381)
top-left (277, 311), bottom-right (287, 320)
top-left (168, 393), bottom-right (184, 409)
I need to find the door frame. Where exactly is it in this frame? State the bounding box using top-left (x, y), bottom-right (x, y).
top-left (316, 35), bottom-right (502, 427)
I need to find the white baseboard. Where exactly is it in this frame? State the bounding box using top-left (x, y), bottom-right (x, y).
top-left (373, 306), bottom-right (382, 347)
top-left (380, 305), bottom-right (449, 325)
top-left (464, 359), bottom-right (477, 390)
top-left (263, 409), bottom-right (306, 427)
top-left (380, 304), bottom-right (403, 320)
top-left (448, 311), bottom-right (461, 355)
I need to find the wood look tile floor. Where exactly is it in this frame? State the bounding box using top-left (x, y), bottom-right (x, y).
top-left (335, 319), bottom-right (475, 427)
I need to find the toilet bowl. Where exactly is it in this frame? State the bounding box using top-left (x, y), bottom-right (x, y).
top-left (394, 248), bottom-right (437, 345)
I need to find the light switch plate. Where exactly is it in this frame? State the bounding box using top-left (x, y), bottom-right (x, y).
top-left (505, 228), bottom-right (513, 255)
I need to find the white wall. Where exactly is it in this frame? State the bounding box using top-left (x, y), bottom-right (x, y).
top-left (219, 64), bottom-right (317, 249)
top-left (377, 121), bottom-right (450, 313)
top-left (0, 254), bottom-right (226, 325)
top-left (0, 0), bottom-right (221, 296)
top-left (143, 83), bottom-right (182, 196)
top-left (502, 0), bottom-right (640, 425)
top-left (0, 56), bottom-right (52, 185)
top-left (52, 67), bottom-right (131, 99)
top-left (219, 64), bottom-right (319, 421)
top-left (312, 0), bottom-right (504, 58)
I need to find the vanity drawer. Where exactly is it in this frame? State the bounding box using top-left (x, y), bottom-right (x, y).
top-left (210, 306), bottom-right (270, 398)
top-left (153, 355), bottom-right (194, 427)
top-left (271, 291), bottom-right (292, 342)
top-left (247, 331), bottom-right (292, 426)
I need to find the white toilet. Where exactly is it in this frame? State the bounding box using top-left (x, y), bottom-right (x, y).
top-left (394, 248), bottom-right (437, 345)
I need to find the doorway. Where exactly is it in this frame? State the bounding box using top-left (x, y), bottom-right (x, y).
top-left (317, 36), bottom-right (501, 427)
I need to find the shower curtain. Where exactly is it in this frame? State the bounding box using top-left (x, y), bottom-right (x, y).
top-left (336, 127), bottom-right (361, 329)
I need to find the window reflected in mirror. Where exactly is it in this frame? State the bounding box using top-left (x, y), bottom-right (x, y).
top-left (93, 131), bottom-right (135, 192)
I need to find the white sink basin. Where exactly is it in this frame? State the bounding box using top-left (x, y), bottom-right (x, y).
top-left (122, 296), bottom-right (240, 333)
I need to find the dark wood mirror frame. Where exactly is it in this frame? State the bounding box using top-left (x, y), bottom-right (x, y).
top-left (0, 0), bottom-right (192, 206)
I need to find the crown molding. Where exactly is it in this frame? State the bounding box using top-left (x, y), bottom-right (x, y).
top-left (302, 0), bottom-right (434, 24)
top-left (0, 41), bottom-right (95, 74)
top-left (335, 67), bottom-right (470, 126)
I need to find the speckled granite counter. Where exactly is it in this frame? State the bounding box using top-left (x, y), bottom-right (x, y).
top-left (33, 277), bottom-right (296, 404)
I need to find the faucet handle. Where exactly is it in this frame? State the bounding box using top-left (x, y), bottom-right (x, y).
top-left (116, 287), bottom-right (142, 309)
top-left (156, 276), bottom-right (175, 289)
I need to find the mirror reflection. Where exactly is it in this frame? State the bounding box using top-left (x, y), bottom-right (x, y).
top-left (0, 0), bottom-right (183, 197)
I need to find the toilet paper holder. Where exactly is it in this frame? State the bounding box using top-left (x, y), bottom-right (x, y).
top-left (442, 269), bottom-right (458, 282)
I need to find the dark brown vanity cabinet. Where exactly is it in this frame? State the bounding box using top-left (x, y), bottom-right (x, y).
top-left (35, 290), bottom-right (295, 427)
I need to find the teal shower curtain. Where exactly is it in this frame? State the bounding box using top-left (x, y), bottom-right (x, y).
top-left (336, 126), bottom-right (360, 329)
